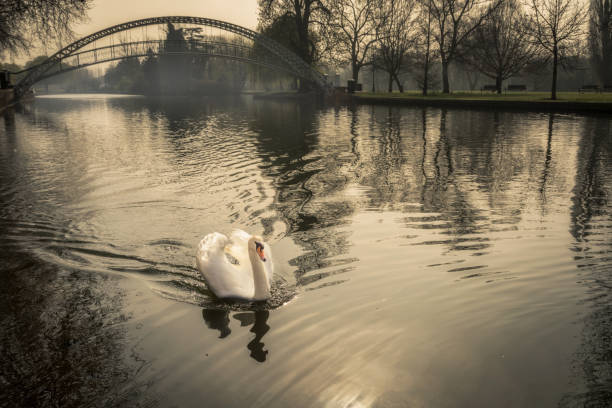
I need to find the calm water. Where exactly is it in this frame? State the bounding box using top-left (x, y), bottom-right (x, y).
top-left (1, 95), bottom-right (610, 407)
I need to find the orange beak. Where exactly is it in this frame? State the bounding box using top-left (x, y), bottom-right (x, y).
top-left (256, 246), bottom-right (266, 262)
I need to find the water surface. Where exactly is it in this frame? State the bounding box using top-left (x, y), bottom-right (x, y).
top-left (1, 95), bottom-right (610, 407)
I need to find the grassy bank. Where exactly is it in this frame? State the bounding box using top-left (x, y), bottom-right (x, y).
top-left (356, 91), bottom-right (612, 103)
top-left (353, 91), bottom-right (612, 114)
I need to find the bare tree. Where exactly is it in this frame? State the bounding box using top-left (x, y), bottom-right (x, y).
top-left (376, 0), bottom-right (418, 92)
top-left (258, 0), bottom-right (330, 66)
top-left (589, 0), bottom-right (612, 86)
top-left (415, 0), bottom-right (439, 95)
top-left (458, 0), bottom-right (539, 93)
top-left (526, 0), bottom-right (587, 99)
top-left (326, 0), bottom-right (384, 83)
top-left (0, 0), bottom-right (91, 57)
top-left (425, 0), bottom-right (502, 93)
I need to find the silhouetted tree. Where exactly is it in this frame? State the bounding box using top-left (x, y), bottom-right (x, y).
top-left (141, 48), bottom-right (159, 95)
top-left (258, 0), bottom-right (330, 66)
top-left (0, 0), bottom-right (91, 56)
top-left (258, 12), bottom-right (301, 55)
top-left (326, 0), bottom-right (385, 82)
top-left (159, 23), bottom-right (191, 94)
top-left (254, 13), bottom-right (301, 89)
top-left (104, 58), bottom-right (142, 93)
top-left (458, 0), bottom-right (538, 93)
top-left (424, 0), bottom-right (503, 93)
top-left (526, 0), bottom-right (586, 100)
top-left (415, 0), bottom-right (439, 95)
top-left (376, 0), bottom-right (418, 92)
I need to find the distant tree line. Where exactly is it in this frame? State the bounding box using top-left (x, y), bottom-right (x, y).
top-left (102, 23), bottom-right (252, 95)
top-left (259, 0), bottom-right (611, 99)
top-left (2, 0), bottom-right (609, 98)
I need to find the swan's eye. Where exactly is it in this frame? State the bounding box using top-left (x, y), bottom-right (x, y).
top-left (255, 242), bottom-right (266, 261)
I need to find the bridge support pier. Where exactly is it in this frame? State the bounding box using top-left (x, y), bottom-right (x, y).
top-left (1, 71), bottom-right (11, 89)
top-left (0, 89), bottom-right (15, 111)
top-left (0, 71), bottom-right (16, 110)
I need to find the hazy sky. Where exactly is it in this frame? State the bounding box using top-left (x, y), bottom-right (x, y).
top-left (76, 0), bottom-right (259, 35)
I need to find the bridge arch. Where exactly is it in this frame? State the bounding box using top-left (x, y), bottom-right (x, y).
top-left (14, 16), bottom-right (328, 98)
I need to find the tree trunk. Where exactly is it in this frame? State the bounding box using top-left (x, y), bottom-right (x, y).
top-left (442, 59), bottom-right (450, 93)
top-left (551, 44), bottom-right (558, 100)
top-left (603, 34), bottom-right (612, 85)
top-left (496, 74), bottom-right (502, 94)
top-left (423, 1), bottom-right (431, 96)
top-left (352, 61), bottom-right (359, 83)
top-left (394, 74), bottom-right (403, 92)
top-left (371, 65), bottom-right (376, 92)
top-left (540, 113), bottom-right (554, 194)
top-left (295, 15), bottom-right (311, 65)
top-left (388, 73), bottom-right (393, 92)
top-left (597, 9), bottom-right (612, 86)
top-left (423, 57), bottom-right (429, 96)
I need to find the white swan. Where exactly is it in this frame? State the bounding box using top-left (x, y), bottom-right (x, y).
top-left (196, 230), bottom-right (274, 301)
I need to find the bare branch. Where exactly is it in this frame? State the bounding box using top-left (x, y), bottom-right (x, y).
top-left (0, 0), bottom-right (92, 57)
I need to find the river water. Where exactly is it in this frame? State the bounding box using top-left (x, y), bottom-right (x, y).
top-left (1, 94), bottom-right (610, 407)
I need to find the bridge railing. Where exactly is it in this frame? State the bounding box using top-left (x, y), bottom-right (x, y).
top-left (26, 41), bottom-right (301, 84)
top-left (13, 16), bottom-right (330, 98)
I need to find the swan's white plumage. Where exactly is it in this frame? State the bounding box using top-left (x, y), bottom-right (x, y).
top-left (196, 230), bottom-right (273, 300)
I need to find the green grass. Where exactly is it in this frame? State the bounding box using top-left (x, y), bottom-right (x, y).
top-left (356, 90), bottom-right (612, 103)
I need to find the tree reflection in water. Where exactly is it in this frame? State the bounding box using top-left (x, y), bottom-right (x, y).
top-left (0, 254), bottom-right (153, 407)
top-left (249, 100), bottom-right (358, 290)
top-left (201, 309), bottom-right (270, 362)
top-left (562, 116), bottom-right (612, 406)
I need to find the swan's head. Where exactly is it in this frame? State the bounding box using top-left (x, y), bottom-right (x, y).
top-left (250, 236), bottom-right (267, 262)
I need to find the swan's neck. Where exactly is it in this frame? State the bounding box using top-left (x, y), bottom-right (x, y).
top-left (249, 249), bottom-right (270, 300)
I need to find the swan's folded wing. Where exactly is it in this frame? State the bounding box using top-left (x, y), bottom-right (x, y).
top-left (196, 232), bottom-right (254, 299)
top-left (227, 229), bottom-right (251, 267)
top-left (202, 251), bottom-right (253, 298)
top-left (230, 229), bottom-right (251, 244)
top-left (198, 232), bottom-right (229, 253)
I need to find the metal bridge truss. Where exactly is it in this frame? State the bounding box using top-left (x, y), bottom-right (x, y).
top-left (34, 40), bottom-right (300, 83)
top-left (14, 16), bottom-right (328, 98)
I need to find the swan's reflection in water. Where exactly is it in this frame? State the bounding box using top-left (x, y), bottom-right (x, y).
top-left (202, 309), bottom-right (271, 362)
top-left (202, 309), bottom-right (232, 338)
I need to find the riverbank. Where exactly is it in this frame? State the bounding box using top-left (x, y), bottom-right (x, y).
top-left (353, 91), bottom-right (612, 114)
top-left (252, 90), bottom-right (318, 100)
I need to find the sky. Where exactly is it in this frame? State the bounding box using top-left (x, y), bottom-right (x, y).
top-left (11, 0), bottom-right (259, 64)
top-left (75, 0), bottom-right (259, 35)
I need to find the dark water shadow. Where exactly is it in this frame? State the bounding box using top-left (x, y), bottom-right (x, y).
top-left (202, 309), bottom-right (232, 338)
top-left (202, 309), bottom-right (271, 363)
top-left (235, 311), bottom-right (270, 362)
top-left (561, 115), bottom-right (612, 407)
top-left (0, 254), bottom-right (156, 407)
top-left (247, 100), bottom-right (357, 290)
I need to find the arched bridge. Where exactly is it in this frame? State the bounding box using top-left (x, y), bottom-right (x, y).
top-left (13, 16), bottom-right (329, 98)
